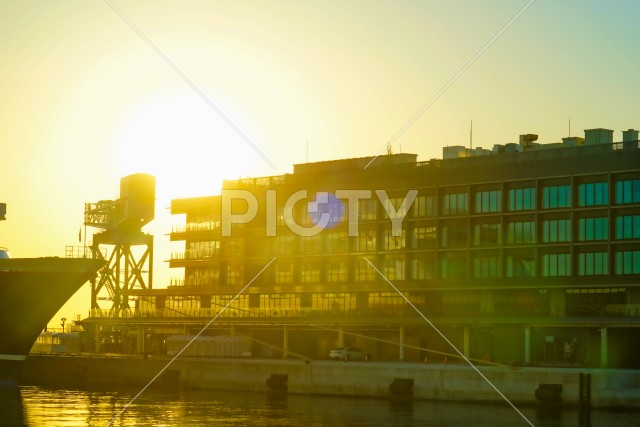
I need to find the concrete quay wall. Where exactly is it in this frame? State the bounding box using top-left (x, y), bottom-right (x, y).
top-left (22, 355), bottom-right (640, 408)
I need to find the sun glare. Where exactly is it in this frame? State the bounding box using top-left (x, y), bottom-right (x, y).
top-left (115, 93), bottom-right (261, 202)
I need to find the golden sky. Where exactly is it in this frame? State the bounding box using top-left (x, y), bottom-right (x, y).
top-left (1, 0), bottom-right (639, 327)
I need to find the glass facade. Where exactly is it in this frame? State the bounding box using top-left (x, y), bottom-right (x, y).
top-left (542, 253), bottom-right (571, 277)
top-left (578, 217), bottom-right (609, 241)
top-left (543, 185), bottom-right (571, 209)
top-left (473, 223), bottom-right (501, 246)
top-left (615, 179), bottom-right (640, 204)
top-left (442, 192), bottom-right (468, 215)
top-left (542, 219), bottom-right (571, 243)
top-left (615, 251), bottom-right (640, 275)
top-left (474, 190), bottom-right (501, 213)
top-left (508, 188), bottom-right (535, 211)
top-left (507, 221), bottom-right (536, 244)
top-left (506, 254), bottom-right (535, 278)
top-left (411, 226), bottom-right (437, 249)
top-left (578, 252), bottom-right (609, 276)
top-left (615, 215), bottom-right (640, 240)
top-left (413, 195), bottom-right (436, 217)
top-left (472, 255), bottom-right (500, 278)
top-left (578, 182), bottom-right (609, 206)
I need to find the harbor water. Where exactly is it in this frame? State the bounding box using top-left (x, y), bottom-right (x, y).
top-left (1, 385), bottom-right (639, 426)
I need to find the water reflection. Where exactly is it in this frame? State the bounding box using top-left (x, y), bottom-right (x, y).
top-left (14, 385), bottom-right (640, 426)
top-left (0, 388), bottom-right (25, 426)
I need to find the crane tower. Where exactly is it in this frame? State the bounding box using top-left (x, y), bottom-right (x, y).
top-left (85, 174), bottom-right (155, 314)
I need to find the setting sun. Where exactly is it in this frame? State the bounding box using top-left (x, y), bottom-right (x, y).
top-left (114, 91), bottom-right (262, 201)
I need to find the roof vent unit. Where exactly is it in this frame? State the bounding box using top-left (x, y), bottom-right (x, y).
top-left (622, 129), bottom-right (639, 142)
top-left (561, 136), bottom-right (585, 147)
top-left (518, 134), bottom-right (538, 148)
top-left (584, 128), bottom-right (613, 145)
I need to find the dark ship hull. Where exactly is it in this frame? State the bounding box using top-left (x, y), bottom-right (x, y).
top-left (0, 257), bottom-right (103, 386)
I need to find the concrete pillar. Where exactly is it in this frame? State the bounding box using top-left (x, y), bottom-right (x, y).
top-left (283, 325), bottom-right (289, 359)
top-left (338, 326), bottom-right (344, 347)
top-left (550, 289), bottom-right (566, 317)
top-left (399, 327), bottom-right (405, 361)
top-left (95, 325), bottom-right (101, 353)
top-left (136, 325), bottom-right (145, 354)
top-left (600, 327), bottom-right (608, 368)
top-left (480, 290), bottom-right (493, 315)
top-left (463, 326), bottom-right (470, 358)
top-left (524, 326), bottom-right (531, 364)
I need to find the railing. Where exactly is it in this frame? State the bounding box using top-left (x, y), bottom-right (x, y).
top-left (172, 222), bottom-right (221, 234)
top-left (64, 246), bottom-right (108, 259)
top-left (87, 303), bottom-right (640, 321)
top-left (170, 250), bottom-right (219, 261)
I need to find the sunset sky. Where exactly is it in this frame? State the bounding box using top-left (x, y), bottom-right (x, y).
top-left (1, 0), bottom-right (639, 327)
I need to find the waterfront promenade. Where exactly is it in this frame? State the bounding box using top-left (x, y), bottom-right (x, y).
top-left (21, 354), bottom-right (640, 409)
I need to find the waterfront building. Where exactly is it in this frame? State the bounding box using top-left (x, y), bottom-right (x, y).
top-left (82, 128), bottom-right (640, 368)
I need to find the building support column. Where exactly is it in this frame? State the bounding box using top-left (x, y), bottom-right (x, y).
top-left (463, 326), bottom-right (470, 358)
top-left (524, 326), bottom-right (531, 365)
top-left (136, 325), bottom-right (144, 354)
top-left (283, 325), bottom-right (289, 359)
top-left (600, 327), bottom-right (608, 368)
top-left (95, 325), bottom-right (101, 353)
top-left (399, 327), bottom-right (405, 361)
top-left (338, 326), bottom-right (344, 347)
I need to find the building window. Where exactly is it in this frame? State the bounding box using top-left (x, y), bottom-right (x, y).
top-left (410, 255), bottom-right (435, 280)
top-left (358, 199), bottom-right (377, 221)
top-left (542, 185), bottom-right (571, 209)
top-left (312, 293), bottom-right (356, 311)
top-left (326, 231), bottom-right (348, 253)
top-left (615, 179), bottom-right (640, 204)
top-left (472, 255), bottom-right (499, 278)
top-left (411, 226), bottom-right (437, 249)
top-left (211, 294), bottom-right (249, 315)
top-left (185, 267), bottom-right (220, 286)
top-left (327, 260), bottom-right (348, 282)
top-left (300, 261), bottom-right (321, 283)
top-left (226, 264), bottom-right (244, 285)
top-left (275, 261), bottom-right (294, 284)
top-left (615, 215), bottom-right (640, 240)
top-left (228, 238), bottom-right (244, 257)
top-left (383, 197), bottom-right (411, 220)
top-left (383, 228), bottom-right (406, 250)
top-left (300, 234), bottom-right (323, 254)
top-left (413, 195), bottom-right (436, 217)
top-left (507, 221), bottom-right (536, 244)
top-left (186, 240), bottom-right (220, 259)
top-left (578, 182), bottom-right (608, 206)
top-left (441, 222), bottom-right (468, 248)
top-left (615, 251), bottom-right (640, 275)
top-left (542, 219), bottom-right (571, 243)
top-left (542, 253), bottom-right (571, 276)
top-left (578, 217), bottom-right (609, 241)
top-left (506, 254), bottom-right (535, 278)
top-left (383, 255), bottom-right (405, 280)
top-left (354, 259), bottom-right (376, 281)
top-left (508, 188), bottom-right (535, 211)
top-left (474, 190), bottom-right (501, 213)
top-left (369, 292), bottom-right (405, 308)
top-left (440, 253), bottom-right (467, 279)
top-left (578, 252), bottom-right (608, 276)
top-left (261, 293), bottom-right (299, 313)
top-left (442, 192), bottom-right (468, 215)
top-left (275, 235), bottom-right (296, 255)
top-left (473, 223), bottom-right (501, 246)
top-left (353, 229), bottom-right (377, 252)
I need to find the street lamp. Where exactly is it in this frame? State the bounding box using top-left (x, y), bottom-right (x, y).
top-left (60, 317), bottom-right (66, 333)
